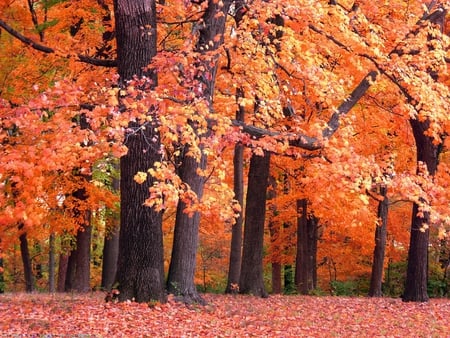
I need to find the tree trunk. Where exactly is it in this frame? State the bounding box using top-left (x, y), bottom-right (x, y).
top-left (402, 119), bottom-right (440, 302)
top-left (48, 233), bottom-right (55, 293)
top-left (57, 253), bottom-right (69, 292)
top-left (166, 0), bottom-right (232, 304)
top-left (267, 175), bottom-right (281, 294)
top-left (0, 250), bottom-right (4, 293)
top-left (19, 227), bottom-right (34, 292)
top-left (239, 151), bottom-right (270, 298)
top-left (225, 92), bottom-right (245, 294)
top-left (114, 0), bottom-right (166, 303)
top-left (369, 186), bottom-right (388, 297)
top-left (101, 225), bottom-right (119, 292)
top-left (64, 222), bottom-right (92, 292)
top-left (73, 223), bottom-right (92, 292)
top-left (101, 175), bottom-right (120, 292)
top-left (166, 151), bottom-right (207, 304)
top-left (295, 199), bottom-right (318, 295)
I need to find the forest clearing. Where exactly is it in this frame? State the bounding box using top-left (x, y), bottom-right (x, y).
top-left (1, 292), bottom-right (449, 337)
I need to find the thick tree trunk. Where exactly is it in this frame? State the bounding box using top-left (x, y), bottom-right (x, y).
top-left (19, 227), bottom-right (34, 292)
top-left (295, 199), bottom-right (318, 295)
top-left (403, 119), bottom-right (439, 302)
top-left (117, 122), bottom-right (166, 302)
top-left (101, 176), bottom-right (120, 291)
top-left (239, 151), bottom-right (270, 298)
top-left (166, 0), bottom-right (232, 304)
top-left (225, 95), bottom-right (245, 294)
top-left (114, 0), bottom-right (166, 303)
top-left (369, 186), bottom-right (388, 297)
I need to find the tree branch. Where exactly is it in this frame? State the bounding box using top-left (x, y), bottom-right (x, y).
top-left (234, 4), bottom-right (446, 152)
top-left (0, 18), bottom-right (117, 67)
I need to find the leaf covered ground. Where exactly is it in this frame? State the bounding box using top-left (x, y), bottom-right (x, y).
top-left (0, 292), bottom-right (448, 337)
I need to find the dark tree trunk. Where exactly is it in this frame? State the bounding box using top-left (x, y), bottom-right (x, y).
top-left (57, 253), bottom-right (69, 292)
top-left (101, 176), bottom-right (120, 291)
top-left (166, 0), bottom-right (232, 304)
top-left (114, 0), bottom-right (166, 303)
top-left (369, 186), bottom-right (388, 297)
top-left (267, 175), bottom-right (281, 294)
top-left (295, 199), bottom-right (318, 295)
top-left (48, 233), bottom-right (55, 292)
top-left (102, 225), bottom-right (119, 292)
top-left (166, 151), bottom-right (207, 304)
top-left (225, 92), bottom-right (245, 294)
top-left (0, 250), bottom-right (4, 293)
top-left (64, 222), bottom-right (92, 292)
top-left (239, 151), bottom-right (270, 298)
top-left (73, 223), bottom-right (92, 292)
top-left (19, 226), bottom-right (34, 292)
top-left (402, 119), bottom-right (440, 302)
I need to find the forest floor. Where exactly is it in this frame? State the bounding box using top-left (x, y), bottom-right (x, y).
top-left (0, 292), bottom-right (448, 337)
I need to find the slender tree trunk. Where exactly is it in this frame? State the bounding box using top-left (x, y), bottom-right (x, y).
top-left (64, 221), bottom-right (92, 292)
top-left (167, 0), bottom-right (232, 304)
top-left (73, 222), bottom-right (92, 292)
top-left (101, 175), bottom-right (120, 291)
top-left (102, 225), bottom-right (119, 291)
top-left (48, 233), bottom-right (55, 292)
top-left (295, 199), bottom-right (318, 294)
top-left (225, 91), bottom-right (245, 294)
top-left (239, 151), bottom-right (270, 297)
top-left (167, 151), bottom-right (207, 304)
top-left (114, 0), bottom-right (166, 303)
top-left (57, 253), bottom-right (69, 292)
top-left (0, 249), bottom-right (4, 293)
top-left (403, 119), bottom-right (440, 302)
top-left (19, 227), bottom-right (34, 292)
top-left (369, 186), bottom-right (388, 297)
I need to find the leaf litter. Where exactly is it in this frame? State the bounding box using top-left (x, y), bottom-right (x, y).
top-left (0, 293), bottom-right (448, 337)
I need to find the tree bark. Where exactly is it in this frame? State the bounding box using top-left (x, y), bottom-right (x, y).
top-left (101, 175), bottom-right (120, 292)
top-left (166, 151), bottom-right (207, 304)
top-left (64, 222), bottom-right (92, 292)
top-left (114, 0), bottom-right (166, 303)
top-left (72, 223), bottom-right (92, 292)
top-left (19, 226), bottom-right (34, 292)
top-left (166, 0), bottom-right (232, 304)
top-left (295, 199), bottom-right (318, 295)
top-left (239, 151), bottom-right (270, 298)
top-left (48, 233), bottom-right (55, 293)
top-left (225, 93), bottom-right (245, 294)
top-left (402, 119), bottom-right (440, 302)
top-left (57, 253), bottom-right (69, 292)
top-left (369, 186), bottom-right (388, 297)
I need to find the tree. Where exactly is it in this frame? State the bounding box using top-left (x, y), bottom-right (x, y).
top-left (113, 0), bottom-right (166, 303)
top-left (166, 0), bottom-right (233, 304)
top-left (295, 199), bottom-right (318, 295)
top-left (368, 185), bottom-right (388, 297)
top-left (239, 151), bottom-right (270, 297)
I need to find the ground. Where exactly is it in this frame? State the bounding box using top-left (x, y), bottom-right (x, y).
top-left (0, 292), bottom-right (448, 337)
